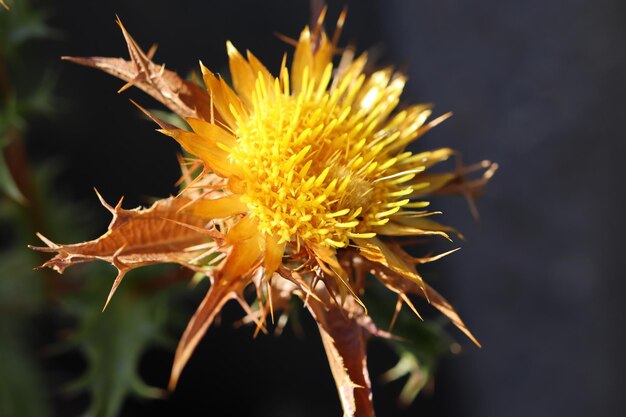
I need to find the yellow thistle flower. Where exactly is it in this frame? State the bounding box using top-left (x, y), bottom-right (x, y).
top-left (33, 10), bottom-right (497, 417)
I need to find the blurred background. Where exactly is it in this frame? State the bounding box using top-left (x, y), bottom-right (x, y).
top-left (1, 0), bottom-right (623, 416)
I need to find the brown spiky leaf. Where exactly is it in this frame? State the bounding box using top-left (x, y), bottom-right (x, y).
top-left (62, 17), bottom-right (211, 120)
top-left (168, 275), bottom-right (242, 389)
top-left (421, 283), bottom-right (481, 346)
top-left (365, 251), bottom-right (481, 347)
top-left (1, 1), bottom-right (9, 11)
top-left (169, 224), bottom-right (263, 389)
top-left (306, 293), bottom-right (376, 417)
top-left (353, 237), bottom-right (427, 297)
top-left (30, 193), bottom-right (213, 309)
top-left (434, 160), bottom-right (499, 220)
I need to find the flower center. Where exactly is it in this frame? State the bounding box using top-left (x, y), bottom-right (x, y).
top-left (230, 88), bottom-right (376, 247)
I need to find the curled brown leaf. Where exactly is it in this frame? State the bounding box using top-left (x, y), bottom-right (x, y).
top-left (62, 17), bottom-right (212, 120)
top-left (306, 290), bottom-right (376, 417)
top-left (30, 192), bottom-right (212, 309)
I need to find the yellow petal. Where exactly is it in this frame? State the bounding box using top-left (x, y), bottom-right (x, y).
top-left (291, 26), bottom-right (314, 94)
top-left (408, 173), bottom-right (457, 198)
top-left (373, 221), bottom-right (452, 241)
top-left (313, 32), bottom-right (333, 81)
top-left (399, 148), bottom-right (455, 169)
top-left (387, 112), bottom-right (452, 154)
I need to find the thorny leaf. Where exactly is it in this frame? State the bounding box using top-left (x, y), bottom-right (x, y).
top-left (435, 159), bottom-right (499, 221)
top-left (62, 18), bottom-right (212, 120)
top-left (364, 251), bottom-right (481, 347)
top-left (306, 289), bottom-right (383, 417)
top-left (30, 193), bottom-right (212, 309)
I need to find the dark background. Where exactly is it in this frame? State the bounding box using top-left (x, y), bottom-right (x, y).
top-left (22, 0), bottom-right (625, 416)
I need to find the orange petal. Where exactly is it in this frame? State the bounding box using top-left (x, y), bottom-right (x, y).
top-left (159, 128), bottom-right (241, 178)
top-left (264, 233), bottom-right (286, 278)
top-left (192, 194), bottom-right (248, 218)
top-left (225, 215), bottom-right (259, 246)
top-left (169, 225), bottom-right (262, 389)
top-left (222, 227), bottom-right (263, 282)
top-left (246, 50), bottom-right (273, 85)
top-left (186, 117), bottom-right (237, 149)
top-left (226, 41), bottom-right (257, 108)
top-left (200, 63), bottom-right (247, 128)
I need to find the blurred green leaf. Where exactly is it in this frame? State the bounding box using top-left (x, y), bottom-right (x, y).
top-left (61, 265), bottom-right (182, 417)
top-left (0, 321), bottom-right (51, 417)
top-left (0, 0), bottom-right (59, 60)
top-left (0, 151), bottom-right (26, 203)
top-left (0, 248), bottom-right (50, 417)
top-left (363, 277), bottom-right (453, 404)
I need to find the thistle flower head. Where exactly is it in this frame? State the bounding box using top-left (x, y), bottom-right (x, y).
top-left (172, 24), bottom-right (448, 253)
top-left (33, 11), bottom-right (497, 417)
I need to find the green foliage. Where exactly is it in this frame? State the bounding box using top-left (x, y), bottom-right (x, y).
top-left (363, 278), bottom-right (454, 404)
top-left (1, 3), bottom-right (185, 416)
top-left (0, 249), bottom-right (50, 417)
top-left (61, 265), bottom-right (179, 417)
top-left (0, 142), bottom-right (25, 202)
top-left (1, 0), bottom-right (58, 203)
top-left (0, 1), bottom-right (59, 59)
